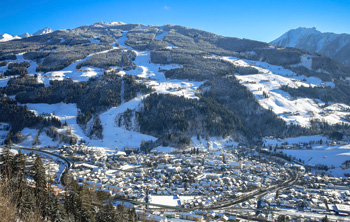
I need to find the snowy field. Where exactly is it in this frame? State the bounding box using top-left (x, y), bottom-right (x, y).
top-left (281, 148), bottom-right (350, 177)
top-left (264, 135), bottom-right (350, 176)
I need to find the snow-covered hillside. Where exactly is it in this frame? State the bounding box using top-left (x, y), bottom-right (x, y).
top-left (212, 56), bottom-right (350, 127)
top-left (2, 26), bottom-right (208, 151)
top-left (270, 27), bottom-right (350, 65)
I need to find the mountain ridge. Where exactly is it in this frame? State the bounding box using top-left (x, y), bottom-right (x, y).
top-left (270, 27), bottom-right (350, 65)
top-left (0, 26), bottom-right (53, 42)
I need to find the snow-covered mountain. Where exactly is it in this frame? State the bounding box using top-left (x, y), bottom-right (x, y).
top-left (0, 27), bottom-right (53, 42)
top-left (0, 33), bottom-right (21, 42)
top-left (32, 27), bottom-right (53, 36)
top-left (19, 32), bottom-right (32, 38)
top-left (270, 27), bottom-right (350, 65)
top-left (1, 22), bottom-right (350, 150)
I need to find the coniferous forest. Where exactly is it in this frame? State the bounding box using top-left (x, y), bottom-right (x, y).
top-left (0, 149), bottom-right (137, 222)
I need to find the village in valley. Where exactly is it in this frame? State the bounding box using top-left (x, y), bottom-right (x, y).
top-left (4, 133), bottom-right (350, 222)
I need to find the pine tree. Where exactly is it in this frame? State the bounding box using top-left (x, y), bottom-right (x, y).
top-left (321, 215), bottom-right (329, 222)
top-left (0, 148), bottom-right (14, 178)
top-left (20, 188), bottom-right (38, 220)
top-left (128, 208), bottom-right (137, 222)
top-left (96, 203), bottom-right (117, 222)
top-left (13, 151), bottom-right (27, 212)
top-left (32, 154), bottom-right (48, 218)
top-left (46, 190), bottom-right (66, 222)
top-left (33, 154), bottom-right (46, 195)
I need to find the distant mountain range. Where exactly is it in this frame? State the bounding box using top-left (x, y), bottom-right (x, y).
top-left (0, 27), bottom-right (53, 42)
top-left (270, 27), bottom-right (350, 65)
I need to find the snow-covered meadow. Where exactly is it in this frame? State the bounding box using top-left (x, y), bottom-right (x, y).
top-left (282, 148), bottom-right (350, 177)
top-left (265, 135), bottom-right (350, 176)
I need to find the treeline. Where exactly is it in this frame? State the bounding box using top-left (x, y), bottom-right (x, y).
top-left (0, 149), bottom-right (137, 222)
top-left (0, 95), bottom-right (62, 144)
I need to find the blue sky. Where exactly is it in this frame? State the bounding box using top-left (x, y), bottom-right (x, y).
top-left (1, 0), bottom-right (350, 42)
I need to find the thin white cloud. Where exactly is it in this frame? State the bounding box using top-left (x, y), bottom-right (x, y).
top-left (164, 5), bottom-right (170, 10)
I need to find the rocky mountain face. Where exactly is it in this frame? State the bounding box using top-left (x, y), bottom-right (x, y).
top-left (0, 22), bottom-right (350, 149)
top-left (270, 27), bottom-right (350, 65)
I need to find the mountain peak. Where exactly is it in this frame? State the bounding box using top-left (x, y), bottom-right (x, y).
top-left (33, 27), bottom-right (53, 36)
top-left (19, 32), bottom-right (32, 38)
top-left (109, 21), bottom-right (126, 25)
top-left (270, 27), bottom-right (350, 65)
top-left (0, 33), bottom-right (21, 42)
top-left (296, 27), bottom-right (317, 31)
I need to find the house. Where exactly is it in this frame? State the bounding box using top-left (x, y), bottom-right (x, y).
top-left (229, 161), bottom-right (241, 169)
top-left (124, 147), bottom-right (139, 154)
top-left (335, 204), bottom-right (350, 215)
top-left (104, 184), bottom-right (123, 193)
top-left (179, 212), bottom-right (203, 222)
